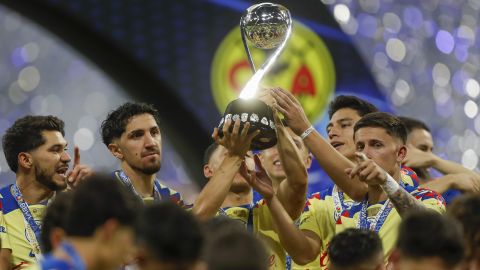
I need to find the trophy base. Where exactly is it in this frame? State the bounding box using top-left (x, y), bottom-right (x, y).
top-left (217, 98), bottom-right (277, 150)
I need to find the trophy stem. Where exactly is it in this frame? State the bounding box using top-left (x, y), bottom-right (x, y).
top-left (239, 19), bottom-right (292, 99)
top-left (240, 19), bottom-right (257, 73)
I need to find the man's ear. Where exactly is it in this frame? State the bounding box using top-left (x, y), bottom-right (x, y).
top-left (108, 143), bottom-right (123, 160)
top-left (305, 153), bottom-right (313, 170)
top-left (96, 219), bottom-right (119, 242)
top-left (203, 164), bottom-right (213, 178)
top-left (18, 152), bottom-right (33, 170)
top-left (397, 145), bottom-right (407, 162)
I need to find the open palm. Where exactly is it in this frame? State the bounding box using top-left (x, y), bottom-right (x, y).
top-left (240, 155), bottom-right (275, 200)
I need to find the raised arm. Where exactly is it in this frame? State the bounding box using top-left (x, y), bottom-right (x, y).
top-left (271, 88), bottom-right (367, 201)
top-left (241, 156), bottom-right (321, 264)
top-left (267, 195), bottom-right (322, 264)
top-left (406, 146), bottom-right (480, 192)
top-left (406, 146), bottom-right (474, 175)
top-left (406, 145), bottom-right (477, 175)
top-left (384, 183), bottom-right (427, 216)
top-left (421, 173), bottom-right (480, 194)
top-left (192, 119), bottom-right (259, 220)
top-left (346, 153), bottom-right (427, 217)
top-left (273, 111), bottom-right (308, 220)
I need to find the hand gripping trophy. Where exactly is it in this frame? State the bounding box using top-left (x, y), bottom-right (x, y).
top-left (217, 2), bottom-right (292, 150)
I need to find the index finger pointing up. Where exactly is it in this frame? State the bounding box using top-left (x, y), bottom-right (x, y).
top-left (74, 146), bottom-right (81, 166)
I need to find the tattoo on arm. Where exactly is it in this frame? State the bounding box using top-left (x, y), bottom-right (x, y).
top-left (388, 188), bottom-right (426, 217)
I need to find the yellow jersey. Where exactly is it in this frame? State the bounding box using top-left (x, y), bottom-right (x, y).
top-left (293, 167), bottom-right (432, 270)
top-left (0, 185), bottom-right (46, 270)
top-left (220, 199), bottom-right (286, 270)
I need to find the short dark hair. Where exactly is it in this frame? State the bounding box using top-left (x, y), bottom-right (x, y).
top-left (136, 202), bottom-right (203, 267)
top-left (328, 228), bottom-right (383, 268)
top-left (398, 116), bottom-right (430, 134)
top-left (64, 174), bottom-right (141, 237)
top-left (354, 112), bottom-right (407, 144)
top-left (203, 143), bottom-right (220, 165)
top-left (40, 192), bottom-right (72, 253)
top-left (328, 95), bottom-right (378, 119)
top-left (203, 218), bottom-right (269, 270)
top-left (2, 115), bottom-right (65, 172)
top-left (100, 102), bottom-right (161, 146)
top-left (397, 211), bottom-right (464, 268)
top-left (202, 216), bottom-right (245, 240)
top-left (448, 194), bottom-right (480, 262)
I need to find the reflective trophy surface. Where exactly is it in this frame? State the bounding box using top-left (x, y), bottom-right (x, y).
top-left (217, 2), bottom-right (292, 150)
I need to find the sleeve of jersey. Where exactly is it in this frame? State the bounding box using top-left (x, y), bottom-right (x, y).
top-left (0, 201), bottom-right (11, 250)
top-left (413, 188), bottom-right (446, 214)
top-left (299, 198), bottom-right (322, 238)
top-left (161, 185), bottom-right (193, 210)
top-left (400, 166), bottom-right (420, 188)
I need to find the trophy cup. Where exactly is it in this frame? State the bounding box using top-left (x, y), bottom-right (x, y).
top-left (217, 2), bottom-right (292, 150)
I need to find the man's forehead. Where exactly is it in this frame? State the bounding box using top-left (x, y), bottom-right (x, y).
top-left (354, 127), bottom-right (390, 140)
top-left (329, 110), bottom-right (362, 128)
top-left (125, 114), bottom-right (159, 131)
top-left (331, 108), bottom-right (362, 121)
top-left (328, 117), bottom-right (353, 127)
top-left (409, 128), bottom-right (433, 141)
top-left (41, 130), bottom-right (67, 145)
top-left (211, 145), bottom-right (252, 161)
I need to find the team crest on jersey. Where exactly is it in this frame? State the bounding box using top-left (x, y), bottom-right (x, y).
top-left (211, 21), bottom-right (336, 124)
top-left (24, 219), bottom-right (42, 244)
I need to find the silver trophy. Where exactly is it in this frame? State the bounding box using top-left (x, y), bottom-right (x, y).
top-left (218, 3), bottom-right (292, 150)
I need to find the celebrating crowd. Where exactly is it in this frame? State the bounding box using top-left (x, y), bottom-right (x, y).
top-left (0, 88), bottom-right (478, 270)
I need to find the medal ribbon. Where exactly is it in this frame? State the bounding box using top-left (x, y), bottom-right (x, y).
top-left (115, 170), bottom-right (164, 202)
top-left (356, 181), bottom-right (406, 232)
top-left (332, 185), bottom-right (357, 221)
top-left (357, 197), bottom-right (393, 232)
top-left (11, 184), bottom-right (42, 255)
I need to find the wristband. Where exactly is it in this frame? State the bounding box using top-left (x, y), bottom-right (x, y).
top-left (380, 173), bottom-right (400, 195)
top-left (300, 126), bottom-right (315, 140)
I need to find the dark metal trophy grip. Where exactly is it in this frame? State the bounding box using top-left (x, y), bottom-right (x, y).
top-left (217, 2), bottom-right (292, 150)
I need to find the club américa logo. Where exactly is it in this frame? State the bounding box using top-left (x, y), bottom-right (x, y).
top-left (211, 20), bottom-right (336, 123)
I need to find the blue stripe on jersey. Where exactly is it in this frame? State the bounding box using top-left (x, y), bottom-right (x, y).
top-left (0, 185), bottom-right (19, 215)
top-left (157, 184), bottom-right (172, 201)
top-left (252, 190), bottom-right (263, 203)
top-left (319, 186), bottom-right (334, 200)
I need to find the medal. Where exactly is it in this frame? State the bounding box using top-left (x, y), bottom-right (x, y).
top-left (11, 185), bottom-right (44, 259)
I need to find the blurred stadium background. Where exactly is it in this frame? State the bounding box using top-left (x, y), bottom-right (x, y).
top-left (0, 0), bottom-right (478, 202)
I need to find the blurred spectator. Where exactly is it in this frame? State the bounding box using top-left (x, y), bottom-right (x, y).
top-left (40, 174), bottom-right (141, 270)
top-left (202, 216), bottom-right (269, 270)
top-left (448, 194), bottom-right (480, 270)
top-left (40, 192), bottom-right (72, 253)
top-left (135, 202), bottom-right (203, 270)
top-left (327, 228), bottom-right (385, 270)
top-left (388, 210), bottom-right (464, 270)
top-left (400, 116), bottom-right (480, 204)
